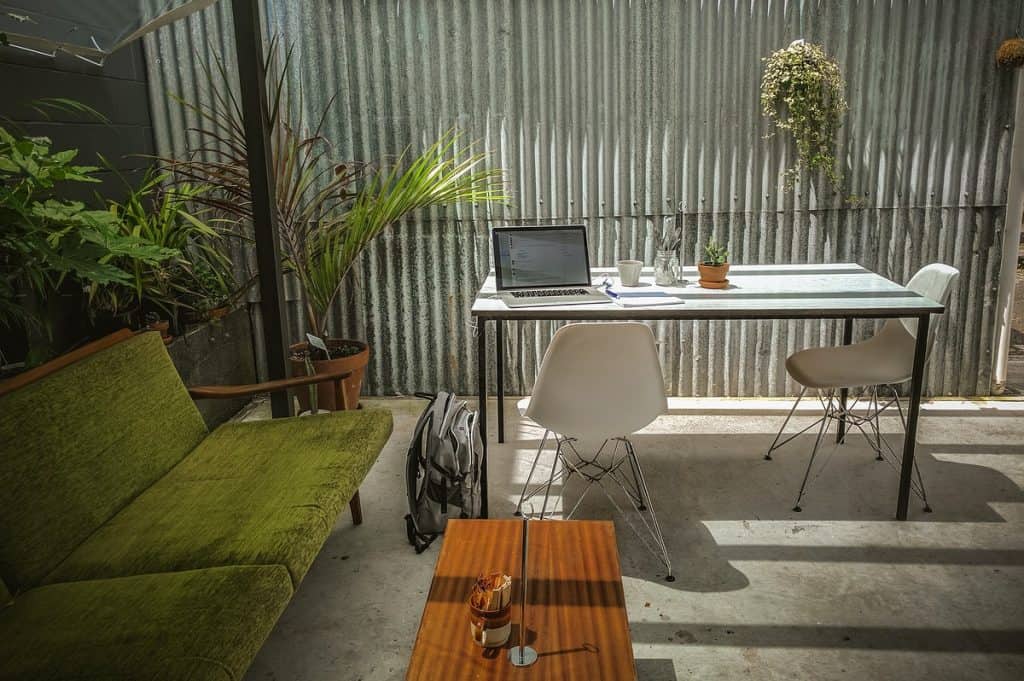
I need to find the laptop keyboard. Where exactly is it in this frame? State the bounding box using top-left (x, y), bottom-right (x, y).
top-left (510, 288), bottom-right (589, 298)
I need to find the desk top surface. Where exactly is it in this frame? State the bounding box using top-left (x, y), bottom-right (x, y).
top-left (471, 263), bottom-right (944, 320)
top-left (406, 519), bottom-right (636, 681)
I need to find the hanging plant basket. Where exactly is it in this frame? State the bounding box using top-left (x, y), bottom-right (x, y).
top-left (761, 40), bottom-right (848, 191)
top-left (996, 37), bottom-right (1024, 69)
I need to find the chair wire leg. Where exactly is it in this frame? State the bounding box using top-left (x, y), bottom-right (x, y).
top-left (624, 438), bottom-right (674, 582)
top-left (793, 390), bottom-right (832, 512)
top-left (624, 439), bottom-right (648, 510)
top-left (765, 386), bottom-right (807, 460)
top-left (515, 430), bottom-right (549, 516)
top-left (539, 436), bottom-right (565, 520)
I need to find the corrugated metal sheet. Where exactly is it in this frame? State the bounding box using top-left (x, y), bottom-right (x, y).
top-left (144, 0), bottom-right (1023, 397)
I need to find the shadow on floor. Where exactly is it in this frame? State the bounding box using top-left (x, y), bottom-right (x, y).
top-left (635, 658), bottom-right (680, 681)
top-left (629, 622), bottom-right (1024, 654)
top-left (498, 428), bottom-right (1024, 594)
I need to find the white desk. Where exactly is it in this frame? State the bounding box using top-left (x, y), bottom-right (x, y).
top-left (471, 263), bottom-right (945, 521)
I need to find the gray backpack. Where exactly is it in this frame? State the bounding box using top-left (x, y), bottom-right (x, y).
top-left (404, 391), bottom-right (482, 553)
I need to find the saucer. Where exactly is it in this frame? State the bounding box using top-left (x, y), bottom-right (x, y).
top-left (698, 278), bottom-right (729, 290)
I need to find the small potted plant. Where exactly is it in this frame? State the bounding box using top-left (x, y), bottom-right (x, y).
top-left (698, 239), bottom-right (730, 289)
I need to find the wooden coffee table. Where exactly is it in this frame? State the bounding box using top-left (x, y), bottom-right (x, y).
top-left (406, 519), bottom-right (637, 680)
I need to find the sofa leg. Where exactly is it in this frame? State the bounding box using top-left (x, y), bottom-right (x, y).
top-left (349, 490), bottom-right (363, 526)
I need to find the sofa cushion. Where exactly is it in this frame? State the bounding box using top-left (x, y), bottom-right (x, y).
top-left (0, 565), bottom-right (292, 681)
top-left (46, 409), bottom-right (393, 587)
top-left (0, 332), bottom-right (207, 593)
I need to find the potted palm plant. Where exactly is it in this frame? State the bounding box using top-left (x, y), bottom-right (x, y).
top-left (169, 42), bottom-right (506, 409)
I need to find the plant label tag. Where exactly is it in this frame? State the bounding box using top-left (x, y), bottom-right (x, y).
top-left (306, 333), bottom-right (331, 358)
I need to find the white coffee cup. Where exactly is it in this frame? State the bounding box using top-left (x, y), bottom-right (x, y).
top-left (617, 260), bottom-right (643, 287)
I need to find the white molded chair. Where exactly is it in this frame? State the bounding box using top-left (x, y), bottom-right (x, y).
top-left (766, 263), bottom-right (960, 512)
top-left (514, 322), bottom-right (673, 580)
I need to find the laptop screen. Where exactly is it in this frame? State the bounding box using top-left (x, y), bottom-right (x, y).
top-left (492, 226), bottom-right (592, 290)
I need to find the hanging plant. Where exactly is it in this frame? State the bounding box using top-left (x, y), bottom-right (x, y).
top-left (996, 37), bottom-right (1024, 68)
top-left (761, 40), bottom-right (848, 191)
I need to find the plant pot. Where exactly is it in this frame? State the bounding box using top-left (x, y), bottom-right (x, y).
top-left (289, 339), bottom-right (369, 412)
top-left (206, 306), bottom-right (230, 321)
top-left (698, 262), bottom-right (730, 289)
top-left (146, 320), bottom-right (174, 345)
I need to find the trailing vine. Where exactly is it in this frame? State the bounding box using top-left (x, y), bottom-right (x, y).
top-left (761, 40), bottom-right (847, 191)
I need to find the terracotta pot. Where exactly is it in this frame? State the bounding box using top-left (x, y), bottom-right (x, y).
top-left (697, 262), bottom-right (730, 288)
top-left (289, 339), bottom-right (369, 412)
top-left (146, 320), bottom-right (173, 345)
top-left (206, 306), bottom-right (230, 320)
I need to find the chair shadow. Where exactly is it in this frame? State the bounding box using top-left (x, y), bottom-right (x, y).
top-left (498, 427), bottom-right (1024, 594)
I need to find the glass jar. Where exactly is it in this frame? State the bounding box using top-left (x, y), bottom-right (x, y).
top-left (654, 249), bottom-right (680, 286)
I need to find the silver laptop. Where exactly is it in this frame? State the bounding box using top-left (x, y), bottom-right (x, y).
top-left (492, 225), bottom-right (611, 307)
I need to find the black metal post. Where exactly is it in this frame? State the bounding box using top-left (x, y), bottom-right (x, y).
top-left (896, 313), bottom-right (930, 521)
top-left (836, 317), bottom-right (854, 443)
top-left (477, 319), bottom-right (489, 518)
top-left (231, 0), bottom-right (291, 418)
top-left (496, 320), bottom-right (505, 443)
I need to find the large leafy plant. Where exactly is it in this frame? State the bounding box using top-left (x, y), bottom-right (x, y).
top-left (168, 42), bottom-right (506, 341)
top-left (761, 40), bottom-right (847, 190)
top-left (0, 127), bottom-right (176, 332)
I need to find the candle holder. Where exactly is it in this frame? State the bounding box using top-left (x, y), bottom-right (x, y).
top-left (508, 514), bottom-right (537, 667)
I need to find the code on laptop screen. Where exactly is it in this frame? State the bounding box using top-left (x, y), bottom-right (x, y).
top-left (494, 228), bottom-right (591, 289)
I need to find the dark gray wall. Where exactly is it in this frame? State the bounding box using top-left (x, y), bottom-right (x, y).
top-left (168, 308), bottom-right (258, 429)
top-left (0, 42), bottom-right (155, 204)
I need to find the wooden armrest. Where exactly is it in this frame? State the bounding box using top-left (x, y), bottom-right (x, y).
top-left (188, 367), bottom-right (353, 403)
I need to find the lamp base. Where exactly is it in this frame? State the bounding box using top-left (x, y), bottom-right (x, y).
top-left (508, 646), bottom-right (538, 667)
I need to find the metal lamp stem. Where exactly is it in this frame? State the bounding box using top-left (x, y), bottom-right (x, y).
top-left (509, 514), bottom-right (537, 666)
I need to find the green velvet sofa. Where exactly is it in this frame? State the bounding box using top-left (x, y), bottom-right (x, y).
top-left (0, 330), bottom-right (393, 680)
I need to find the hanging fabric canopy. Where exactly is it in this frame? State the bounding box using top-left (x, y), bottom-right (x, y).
top-left (0, 0), bottom-right (217, 64)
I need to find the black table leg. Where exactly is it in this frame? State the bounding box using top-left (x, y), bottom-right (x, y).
top-left (477, 319), bottom-right (489, 518)
top-left (496, 319), bottom-right (505, 443)
top-left (836, 317), bottom-right (854, 444)
top-left (896, 313), bottom-right (930, 521)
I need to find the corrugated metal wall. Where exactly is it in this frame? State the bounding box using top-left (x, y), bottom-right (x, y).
top-left (144, 0), bottom-right (1023, 397)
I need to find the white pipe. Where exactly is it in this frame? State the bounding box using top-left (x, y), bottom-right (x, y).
top-left (993, 72), bottom-right (1024, 394)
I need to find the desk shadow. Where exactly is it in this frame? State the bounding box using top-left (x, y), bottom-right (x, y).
top-left (635, 658), bottom-right (680, 681)
top-left (629, 621), bottom-right (1024, 654)
top-left (508, 430), bottom-right (1024, 594)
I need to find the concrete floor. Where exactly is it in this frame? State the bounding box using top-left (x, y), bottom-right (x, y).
top-left (243, 397), bottom-right (1024, 681)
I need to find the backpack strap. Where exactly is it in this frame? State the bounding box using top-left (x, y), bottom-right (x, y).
top-left (405, 406), bottom-right (437, 552)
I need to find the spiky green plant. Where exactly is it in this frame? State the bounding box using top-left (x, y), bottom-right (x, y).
top-left (703, 239), bottom-right (729, 266)
top-left (94, 167), bottom-right (237, 322)
top-left (167, 40), bottom-right (506, 340)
